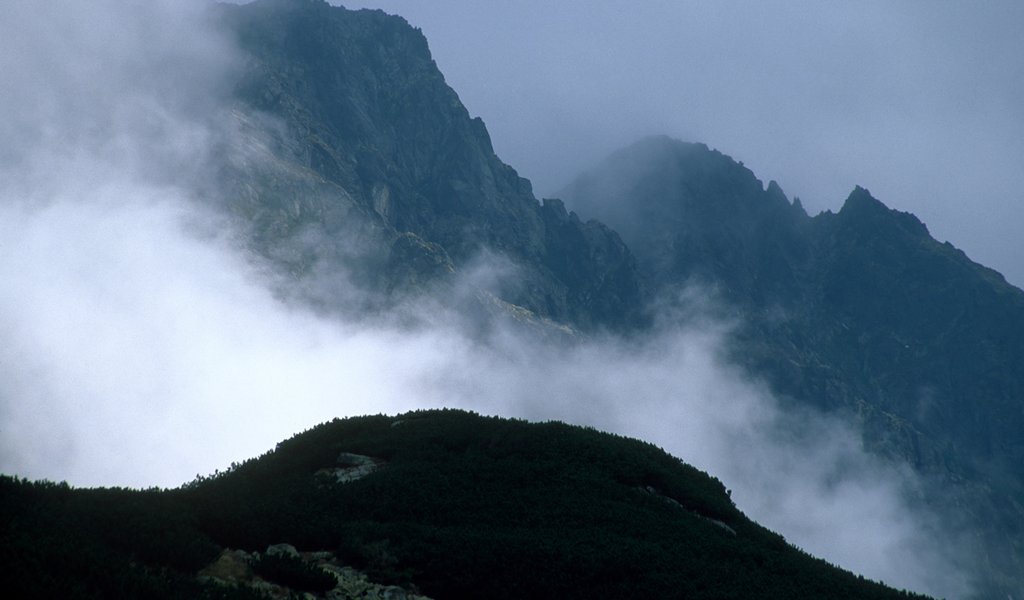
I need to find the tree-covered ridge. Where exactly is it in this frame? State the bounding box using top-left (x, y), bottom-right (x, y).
top-left (2, 410), bottom-right (931, 599)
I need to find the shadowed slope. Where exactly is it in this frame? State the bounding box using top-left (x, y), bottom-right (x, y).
top-left (1, 411), bottom-right (931, 599)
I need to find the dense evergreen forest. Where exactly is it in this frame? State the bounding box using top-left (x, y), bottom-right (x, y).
top-left (1, 410), bottom-right (932, 599)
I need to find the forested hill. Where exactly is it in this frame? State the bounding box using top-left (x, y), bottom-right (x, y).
top-left (0, 411), bottom-right (933, 599)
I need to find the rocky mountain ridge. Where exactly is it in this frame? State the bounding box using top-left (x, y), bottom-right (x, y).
top-left (215, 0), bottom-right (643, 330)
top-left (560, 137), bottom-right (1024, 597)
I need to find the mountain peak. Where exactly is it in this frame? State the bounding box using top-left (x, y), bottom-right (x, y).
top-left (837, 186), bottom-right (930, 238)
top-left (219, 0), bottom-right (644, 330)
top-left (558, 137), bottom-right (814, 308)
top-left (840, 185), bottom-right (883, 210)
top-left (608, 136), bottom-right (755, 184)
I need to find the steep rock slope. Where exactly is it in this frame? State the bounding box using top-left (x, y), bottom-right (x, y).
top-left (214, 0), bottom-right (642, 329)
top-left (560, 136), bottom-right (1024, 597)
top-left (0, 411), bottom-right (932, 599)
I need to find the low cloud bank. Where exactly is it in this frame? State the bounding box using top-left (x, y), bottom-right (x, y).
top-left (0, 2), bottom-right (970, 597)
top-left (0, 190), bottom-right (971, 597)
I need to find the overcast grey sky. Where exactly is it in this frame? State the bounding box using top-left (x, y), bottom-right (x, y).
top-left (340, 0), bottom-right (1024, 288)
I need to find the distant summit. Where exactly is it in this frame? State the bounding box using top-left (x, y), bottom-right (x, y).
top-left (836, 185), bottom-right (931, 238)
top-left (559, 136), bottom-right (811, 305)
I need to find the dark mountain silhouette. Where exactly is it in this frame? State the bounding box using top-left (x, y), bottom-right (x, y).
top-left (0, 411), bottom-right (932, 599)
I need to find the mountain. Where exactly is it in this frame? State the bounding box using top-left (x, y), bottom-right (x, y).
top-left (4, 0), bottom-right (1020, 596)
top-left (0, 410), bottom-right (931, 599)
top-left (214, 0), bottom-right (643, 330)
top-left (560, 136), bottom-right (1024, 597)
top-left (215, 1), bottom-right (1021, 595)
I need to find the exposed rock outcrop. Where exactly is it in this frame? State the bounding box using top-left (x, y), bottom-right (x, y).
top-left (315, 452), bottom-right (386, 484)
top-left (198, 544), bottom-right (432, 600)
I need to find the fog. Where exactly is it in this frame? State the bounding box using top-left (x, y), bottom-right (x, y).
top-left (0, 1), bottom-right (974, 597)
top-left (0, 195), bottom-right (970, 596)
top-left (340, 0), bottom-right (1024, 290)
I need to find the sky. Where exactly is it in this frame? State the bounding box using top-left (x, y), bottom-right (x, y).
top-left (340, 0), bottom-right (1024, 289)
top-left (0, 1), bottom-right (989, 596)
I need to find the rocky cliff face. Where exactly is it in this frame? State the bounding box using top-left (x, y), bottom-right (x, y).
top-left (214, 0), bottom-right (643, 330)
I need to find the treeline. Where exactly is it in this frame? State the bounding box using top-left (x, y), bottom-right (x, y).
top-left (0, 477), bottom-right (261, 599)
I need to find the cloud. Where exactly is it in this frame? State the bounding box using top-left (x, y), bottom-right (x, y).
top-left (0, 196), bottom-right (972, 595)
top-left (0, 1), bottom-right (972, 597)
top-left (0, 191), bottom-right (435, 484)
top-left (0, 0), bottom-right (237, 196)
